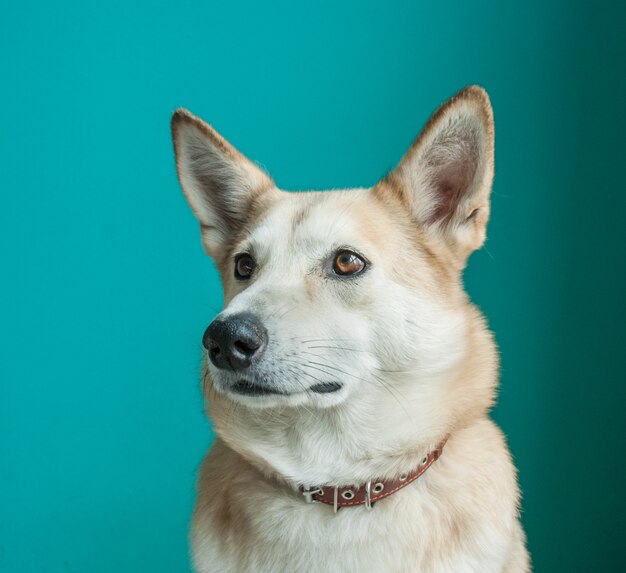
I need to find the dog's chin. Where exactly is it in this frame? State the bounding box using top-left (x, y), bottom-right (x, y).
top-left (213, 377), bottom-right (346, 408)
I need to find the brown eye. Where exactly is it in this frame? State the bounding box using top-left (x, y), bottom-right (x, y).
top-left (332, 250), bottom-right (366, 276)
top-left (234, 253), bottom-right (255, 279)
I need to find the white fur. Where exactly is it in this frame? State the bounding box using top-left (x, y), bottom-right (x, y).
top-left (171, 86), bottom-right (530, 573)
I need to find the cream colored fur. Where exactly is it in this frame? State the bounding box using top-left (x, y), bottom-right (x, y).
top-left (171, 86), bottom-right (530, 573)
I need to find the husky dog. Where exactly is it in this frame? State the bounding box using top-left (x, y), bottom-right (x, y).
top-left (171, 86), bottom-right (529, 573)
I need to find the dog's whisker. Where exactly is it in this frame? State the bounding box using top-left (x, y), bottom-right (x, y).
top-left (374, 366), bottom-right (423, 375)
top-left (279, 358), bottom-right (336, 387)
top-left (292, 337), bottom-right (357, 343)
top-left (303, 345), bottom-right (368, 353)
top-left (276, 304), bottom-right (300, 320)
top-left (288, 372), bottom-right (322, 421)
top-left (265, 298), bottom-right (304, 324)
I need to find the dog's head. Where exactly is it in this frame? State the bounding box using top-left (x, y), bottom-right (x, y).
top-left (172, 87), bottom-right (497, 464)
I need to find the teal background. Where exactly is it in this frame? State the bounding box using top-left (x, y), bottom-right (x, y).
top-left (1, 1), bottom-right (625, 571)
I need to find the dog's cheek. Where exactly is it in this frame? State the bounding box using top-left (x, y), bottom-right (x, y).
top-left (363, 283), bottom-right (415, 365)
top-left (371, 313), bottom-right (414, 370)
top-left (366, 283), bottom-right (449, 372)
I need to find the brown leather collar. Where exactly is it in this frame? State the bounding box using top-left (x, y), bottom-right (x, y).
top-left (299, 440), bottom-right (447, 512)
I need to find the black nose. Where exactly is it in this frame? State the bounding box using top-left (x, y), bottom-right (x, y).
top-left (203, 313), bottom-right (268, 371)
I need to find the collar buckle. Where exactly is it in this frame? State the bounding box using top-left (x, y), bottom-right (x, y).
top-left (301, 487), bottom-right (323, 504)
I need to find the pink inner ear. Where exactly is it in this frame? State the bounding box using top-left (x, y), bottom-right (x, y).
top-left (424, 137), bottom-right (480, 227)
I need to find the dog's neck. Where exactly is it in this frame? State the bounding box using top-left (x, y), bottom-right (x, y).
top-left (210, 376), bottom-right (488, 487)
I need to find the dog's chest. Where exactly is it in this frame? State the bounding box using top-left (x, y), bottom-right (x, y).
top-left (192, 481), bottom-right (512, 573)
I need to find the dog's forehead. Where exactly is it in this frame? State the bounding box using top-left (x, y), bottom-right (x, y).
top-left (247, 189), bottom-right (377, 257)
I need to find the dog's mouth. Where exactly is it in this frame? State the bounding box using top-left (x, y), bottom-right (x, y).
top-left (231, 380), bottom-right (286, 396)
top-left (229, 379), bottom-right (343, 397)
top-left (309, 382), bottom-right (343, 394)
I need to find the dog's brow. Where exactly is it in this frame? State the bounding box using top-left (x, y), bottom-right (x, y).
top-left (231, 239), bottom-right (256, 259)
top-left (290, 205), bottom-right (312, 234)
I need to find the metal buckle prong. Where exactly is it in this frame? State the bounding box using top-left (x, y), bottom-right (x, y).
top-left (302, 487), bottom-right (323, 504)
top-left (333, 486), bottom-right (339, 513)
top-left (364, 480), bottom-right (373, 510)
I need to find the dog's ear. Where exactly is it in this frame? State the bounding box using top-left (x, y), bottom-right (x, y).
top-left (171, 109), bottom-right (274, 258)
top-left (379, 86), bottom-right (495, 265)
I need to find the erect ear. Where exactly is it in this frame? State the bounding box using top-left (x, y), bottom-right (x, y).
top-left (379, 86), bottom-right (495, 265)
top-left (171, 109), bottom-right (275, 258)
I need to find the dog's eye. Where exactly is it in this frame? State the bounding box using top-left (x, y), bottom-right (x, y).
top-left (332, 250), bottom-right (366, 276)
top-left (234, 253), bottom-right (255, 280)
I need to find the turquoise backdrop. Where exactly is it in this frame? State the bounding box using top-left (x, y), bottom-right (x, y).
top-left (1, 1), bottom-right (625, 571)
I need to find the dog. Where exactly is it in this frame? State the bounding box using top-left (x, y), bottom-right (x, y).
top-left (171, 86), bottom-right (530, 573)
